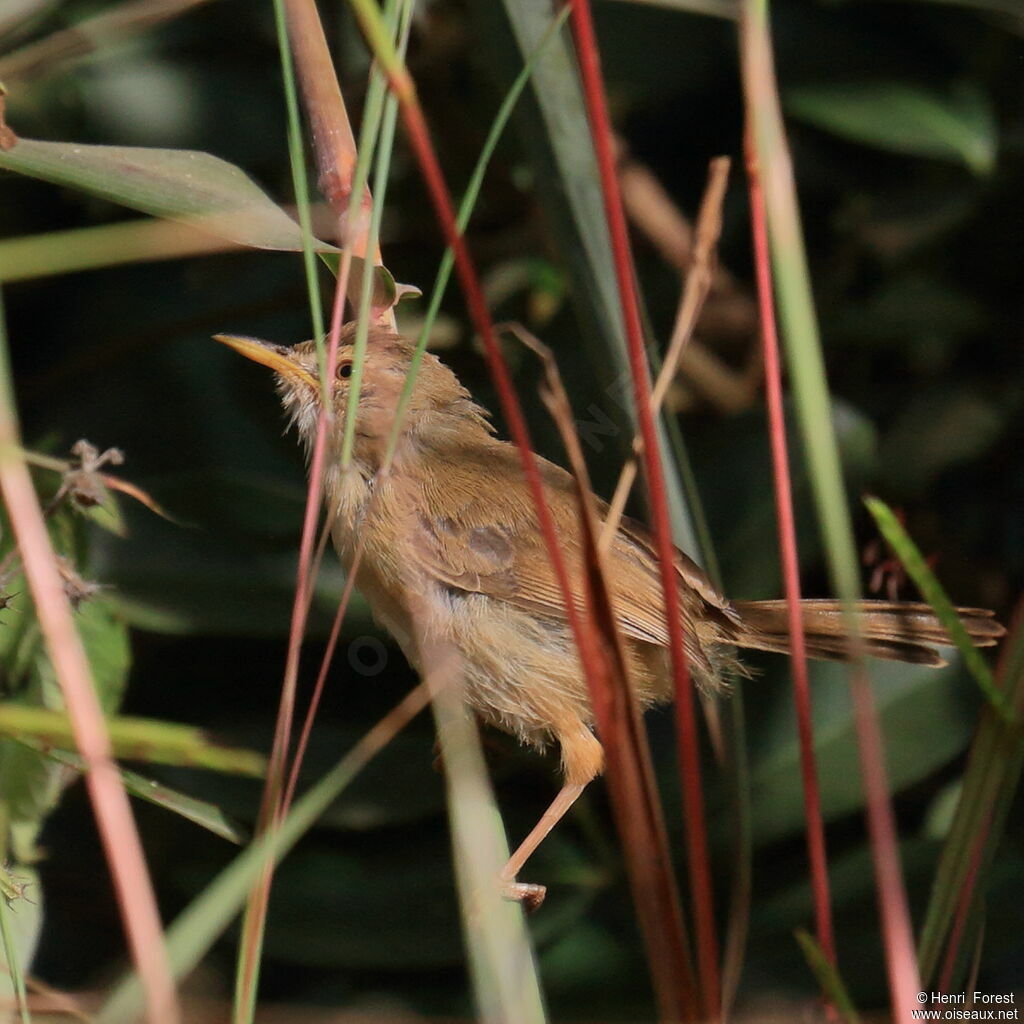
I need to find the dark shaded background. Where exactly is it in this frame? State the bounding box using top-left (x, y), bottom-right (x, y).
top-left (2, 0), bottom-right (1022, 1018)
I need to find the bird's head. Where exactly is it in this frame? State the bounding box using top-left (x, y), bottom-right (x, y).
top-left (215, 323), bottom-right (492, 469)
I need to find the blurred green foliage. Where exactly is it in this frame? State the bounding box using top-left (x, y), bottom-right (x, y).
top-left (0, 0), bottom-right (1021, 1018)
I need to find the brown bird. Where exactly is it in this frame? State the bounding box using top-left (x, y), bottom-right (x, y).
top-left (217, 323), bottom-right (1004, 906)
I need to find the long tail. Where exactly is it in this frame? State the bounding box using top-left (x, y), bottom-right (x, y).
top-left (730, 600), bottom-right (1005, 667)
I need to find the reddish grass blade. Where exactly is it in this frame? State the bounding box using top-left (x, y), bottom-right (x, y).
top-left (936, 815), bottom-right (989, 995)
top-left (0, 297), bottom-right (180, 1024)
top-left (738, 1), bottom-right (922, 1017)
top-left (344, 3), bottom-right (700, 1014)
top-left (601, 157), bottom-right (731, 545)
top-left (234, 0), bottom-right (394, 1014)
top-left (744, 118), bottom-right (836, 967)
top-left (282, 544), bottom-right (366, 813)
top-left (505, 323), bottom-right (699, 1020)
top-left (566, 0), bottom-right (720, 1015)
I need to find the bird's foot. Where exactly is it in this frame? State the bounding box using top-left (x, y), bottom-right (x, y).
top-left (500, 878), bottom-right (547, 913)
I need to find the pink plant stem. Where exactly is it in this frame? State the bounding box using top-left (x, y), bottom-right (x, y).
top-left (283, 542), bottom-right (366, 812)
top-left (234, 250), bottom-right (355, 1016)
top-left (851, 666), bottom-right (923, 1016)
top-left (0, 454), bottom-right (178, 1023)
top-left (388, 94), bottom-right (601, 719)
top-left (745, 129), bottom-right (836, 966)
top-left (378, 57), bottom-right (700, 1019)
top-left (566, 0), bottom-right (720, 1015)
top-left (737, 4), bottom-right (922, 1016)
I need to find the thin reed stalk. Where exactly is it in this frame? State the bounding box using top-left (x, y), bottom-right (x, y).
top-left (0, 290), bottom-right (179, 1024)
top-left (738, 0), bottom-right (921, 1015)
top-left (347, 0), bottom-right (699, 1015)
top-left (233, 0), bottom-right (398, 1014)
top-left (567, 0), bottom-right (719, 1015)
top-left (744, 113), bottom-right (835, 966)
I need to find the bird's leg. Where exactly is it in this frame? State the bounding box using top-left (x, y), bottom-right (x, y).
top-left (501, 724), bottom-right (604, 911)
top-left (500, 781), bottom-right (585, 910)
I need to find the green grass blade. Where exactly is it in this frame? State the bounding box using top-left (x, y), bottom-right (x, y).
top-left (340, 0), bottom-right (413, 469)
top-left (272, 0), bottom-right (327, 389)
top-left (383, 5), bottom-right (570, 469)
top-left (0, 139), bottom-right (337, 253)
top-left (794, 928), bottom-right (862, 1024)
top-left (28, 745), bottom-right (248, 844)
top-left (96, 685), bottom-right (430, 1024)
top-left (482, 0), bottom-right (702, 558)
top-left (423, 638), bottom-right (548, 1024)
top-left (0, 894), bottom-right (31, 1024)
top-left (918, 605), bottom-right (1024, 984)
top-left (864, 496), bottom-right (1013, 723)
top-left (740, 0), bottom-right (923, 1013)
top-left (0, 704), bottom-right (265, 776)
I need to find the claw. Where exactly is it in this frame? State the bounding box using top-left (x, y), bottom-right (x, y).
top-left (500, 878), bottom-right (547, 913)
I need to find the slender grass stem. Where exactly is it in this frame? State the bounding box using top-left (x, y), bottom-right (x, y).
top-left (745, 112), bottom-right (835, 967)
top-left (0, 291), bottom-right (179, 1024)
top-left (567, 0), bottom-right (716, 1015)
top-left (738, 0), bottom-right (921, 1015)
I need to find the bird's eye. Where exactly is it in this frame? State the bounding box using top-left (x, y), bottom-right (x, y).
top-left (337, 362), bottom-right (353, 380)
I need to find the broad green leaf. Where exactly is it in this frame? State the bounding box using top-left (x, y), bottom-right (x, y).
top-left (745, 657), bottom-right (976, 845)
top-left (70, 595), bottom-right (131, 714)
top-left (0, 138), bottom-right (338, 252)
top-left (36, 747), bottom-right (247, 844)
top-left (0, 592), bottom-right (129, 849)
top-left (0, 705), bottom-right (266, 776)
top-left (785, 82), bottom-right (997, 175)
top-left (0, 138), bottom-right (403, 304)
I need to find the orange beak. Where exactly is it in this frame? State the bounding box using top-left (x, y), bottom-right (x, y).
top-left (214, 334), bottom-right (318, 390)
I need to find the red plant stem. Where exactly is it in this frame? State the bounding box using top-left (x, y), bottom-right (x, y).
top-left (0, 455), bottom-right (178, 1021)
top-left (381, 64), bottom-right (698, 1021)
top-left (234, 248), bottom-right (355, 1016)
top-left (566, 0), bottom-right (720, 1014)
top-left (851, 664), bottom-right (923, 1015)
top-left (283, 542), bottom-right (366, 812)
top-left (737, 5), bottom-right (921, 1016)
top-left (745, 130), bottom-right (836, 966)
top-left (388, 97), bottom-right (598, 729)
top-left (937, 812), bottom-right (990, 995)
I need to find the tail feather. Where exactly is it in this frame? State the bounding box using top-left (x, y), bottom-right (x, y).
top-left (730, 599), bottom-right (1005, 667)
